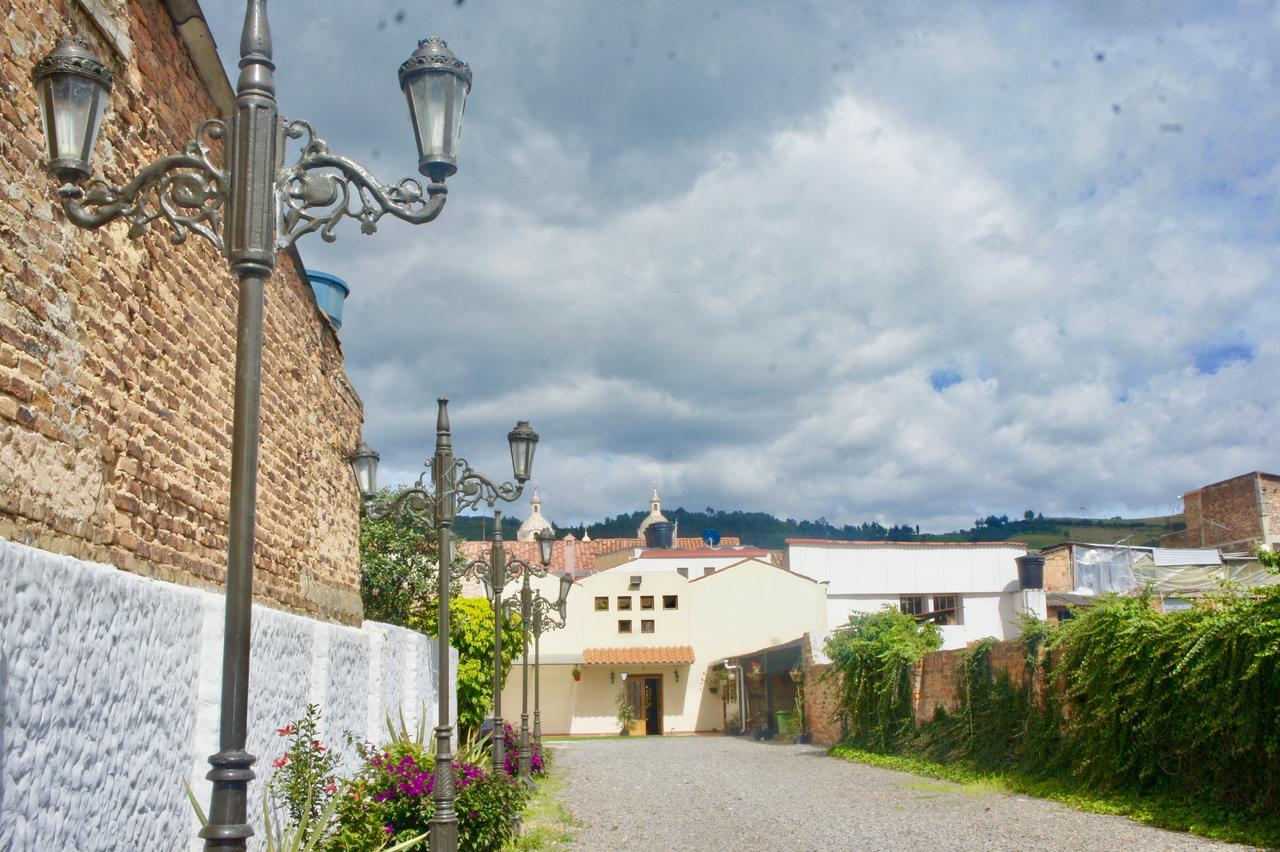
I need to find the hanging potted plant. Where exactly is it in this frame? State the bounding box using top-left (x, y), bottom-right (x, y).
top-left (746, 660), bottom-right (763, 683)
top-left (571, 665), bottom-right (582, 682)
top-left (789, 666), bottom-right (804, 685)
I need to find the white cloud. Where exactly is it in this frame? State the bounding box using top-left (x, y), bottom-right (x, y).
top-left (201, 1), bottom-right (1279, 531)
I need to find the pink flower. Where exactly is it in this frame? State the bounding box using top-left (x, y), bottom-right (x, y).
top-left (311, 742), bottom-right (327, 753)
top-left (276, 724), bottom-right (297, 737)
top-left (273, 754), bottom-right (289, 768)
top-left (325, 782), bottom-right (337, 795)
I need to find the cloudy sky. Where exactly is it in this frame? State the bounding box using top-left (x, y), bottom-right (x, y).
top-left (202, 1), bottom-right (1279, 532)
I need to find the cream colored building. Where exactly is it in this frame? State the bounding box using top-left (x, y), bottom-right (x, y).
top-left (501, 549), bottom-right (826, 735)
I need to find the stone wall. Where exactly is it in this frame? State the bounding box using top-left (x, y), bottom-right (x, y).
top-left (0, 0), bottom-right (364, 622)
top-left (0, 537), bottom-right (453, 852)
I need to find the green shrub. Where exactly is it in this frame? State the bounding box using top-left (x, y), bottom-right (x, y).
top-left (823, 607), bottom-right (941, 750)
top-left (828, 587), bottom-right (1280, 838)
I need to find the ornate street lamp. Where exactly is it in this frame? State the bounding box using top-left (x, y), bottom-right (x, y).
top-left (30, 5), bottom-right (469, 850)
top-left (457, 510), bottom-right (550, 776)
top-left (358, 399), bottom-right (534, 850)
top-left (497, 529), bottom-right (560, 781)
top-left (529, 579), bottom-right (571, 750)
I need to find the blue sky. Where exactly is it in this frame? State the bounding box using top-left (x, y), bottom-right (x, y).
top-left (202, 0), bottom-right (1279, 531)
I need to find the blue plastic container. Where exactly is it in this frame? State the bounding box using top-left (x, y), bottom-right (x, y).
top-left (305, 269), bottom-right (350, 330)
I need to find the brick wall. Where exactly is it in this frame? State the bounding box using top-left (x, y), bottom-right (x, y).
top-left (1041, 546), bottom-right (1072, 591)
top-left (912, 640), bottom-right (1031, 727)
top-left (801, 633), bottom-right (843, 745)
top-left (1, 0), bottom-right (364, 623)
top-left (1164, 472), bottom-right (1274, 551)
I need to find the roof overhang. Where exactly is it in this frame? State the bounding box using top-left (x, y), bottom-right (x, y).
top-left (582, 646), bottom-right (695, 666)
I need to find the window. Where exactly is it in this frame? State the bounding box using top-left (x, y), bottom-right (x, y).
top-left (676, 567), bottom-right (688, 578)
top-left (899, 595), bottom-right (926, 616)
top-left (703, 566), bottom-right (715, 576)
top-left (618, 619), bottom-right (632, 633)
top-left (663, 594), bottom-right (679, 610)
top-left (594, 596), bottom-right (609, 611)
top-left (617, 596), bottom-right (632, 610)
top-left (933, 594), bottom-right (962, 626)
top-left (640, 595), bottom-right (654, 610)
top-left (641, 619), bottom-right (655, 633)
top-left (628, 576), bottom-right (642, 590)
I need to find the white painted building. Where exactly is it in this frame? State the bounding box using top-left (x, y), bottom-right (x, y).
top-left (786, 539), bottom-right (1042, 650)
top-left (501, 548), bottom-right (827, 735)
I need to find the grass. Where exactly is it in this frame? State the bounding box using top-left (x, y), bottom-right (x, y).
top-left (504, 766), bottom-right (579, 851)
top-left (829, 745), bottom-right (1280, 849)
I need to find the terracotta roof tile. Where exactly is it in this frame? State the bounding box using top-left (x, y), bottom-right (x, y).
top-left (582, 646), bottom-right (696, 666)
top-left (458, 535), bottom-right (743, 576)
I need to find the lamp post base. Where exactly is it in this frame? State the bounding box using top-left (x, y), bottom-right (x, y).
top-left (492, 714), bottom-right (505, 774)
top-left (518, 715), bottom-right (531, 781)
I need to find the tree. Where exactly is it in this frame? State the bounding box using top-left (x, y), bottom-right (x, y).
top-left (412, 597), bottom-right (523, 733)
top-left (358, 492), bottom-right (441, 626)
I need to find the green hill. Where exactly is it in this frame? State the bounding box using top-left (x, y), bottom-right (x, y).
top-left (455, 507), bottom-right (1186, 551)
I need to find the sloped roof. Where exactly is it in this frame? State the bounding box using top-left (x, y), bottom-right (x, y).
top-left (582, 646), bottom-right (696, 666)
top-left (457, 535), bottom-right (742, 576)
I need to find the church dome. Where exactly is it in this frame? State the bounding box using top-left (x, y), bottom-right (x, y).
top-left (517, 489), bottom-right (555, 541)
top-left (636, 487), bottom-right (669, 540)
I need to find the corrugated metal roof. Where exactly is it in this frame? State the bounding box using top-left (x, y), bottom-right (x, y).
top-left (1152, 548), bottom-right (1222, 567)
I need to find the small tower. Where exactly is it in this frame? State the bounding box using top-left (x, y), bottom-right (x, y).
top-left (636, 486), bottom-right (669, 540)
top-left (517, 488), bottom-right (555, 541)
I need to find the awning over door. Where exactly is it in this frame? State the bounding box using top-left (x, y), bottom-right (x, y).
top-left (582, 646), bottom-right (695, 666)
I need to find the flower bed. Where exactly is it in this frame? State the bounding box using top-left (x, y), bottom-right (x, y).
top-left (258, 705), bottom-right (530, 851)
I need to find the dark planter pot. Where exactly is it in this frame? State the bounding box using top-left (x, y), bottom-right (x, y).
top-left (753, 727), bottom-right (771, 741)
top-left (1016, 555), bottom-right (1045, 590)
top-left (793, 734), bottom-right (812, 745)
top-left (620, 729), bottom-right (630, 737)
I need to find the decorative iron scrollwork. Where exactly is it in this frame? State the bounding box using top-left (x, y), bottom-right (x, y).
top-left (58, 120), bottom-right (228, 250)
top-left (276, 119), bottom-right (447, 249)
top-left (455, 458), bottom-right (524, 513)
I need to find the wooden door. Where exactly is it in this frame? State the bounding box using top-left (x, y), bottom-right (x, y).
top-left (642, 676), bottom-right (663, 735)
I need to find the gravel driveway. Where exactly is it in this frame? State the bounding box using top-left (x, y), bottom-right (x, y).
top-left (548, 736), bottom-right (1245, 851)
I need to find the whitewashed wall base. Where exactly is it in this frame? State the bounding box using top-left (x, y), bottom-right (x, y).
top-left (0, 538), bottom-right (456, 851)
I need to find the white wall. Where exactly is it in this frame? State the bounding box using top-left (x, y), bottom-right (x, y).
top-left (826, 590), bottom-right (1048, 651)
top-left (789, 542), bottom-right (1026, 595)
top-left (0, 538), bottom-right (455, 852)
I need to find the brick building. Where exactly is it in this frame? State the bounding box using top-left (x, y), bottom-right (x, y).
top-left (1, 0), bottom-right (364, 624)
top-left (1162, 471), bottom-right (1280, 553)
top-left (0, 4), bottom-right (459, 846)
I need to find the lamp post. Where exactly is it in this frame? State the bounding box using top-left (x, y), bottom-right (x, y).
top-left (506, 530), bottom-right (570, 781)
top-left (458, 512), bottom-right (561, 775)
top-left (30, 5), bottom-right (470, 850)
top-left (529, 588), bottom-right (569, 750)
top-left (354, 398), bottom-right (537, 851)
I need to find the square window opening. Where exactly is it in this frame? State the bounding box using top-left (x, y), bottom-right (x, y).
top-left (617, 596), bottom-right (632, 610)
top-left (641, 619), bottom-right (655, 633)
top-left (663, 595), bottom-right (679, 610)
top-left (594, 596), bottom-right (609, 611)
top-left (932, 594), bottom-right (963, 626)
top-left (618, 619), bottom-right (632, 634)
top-left (640, 595), bottom-right (654, 610)
top-left (899, 595), bottom-right (926, 616)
